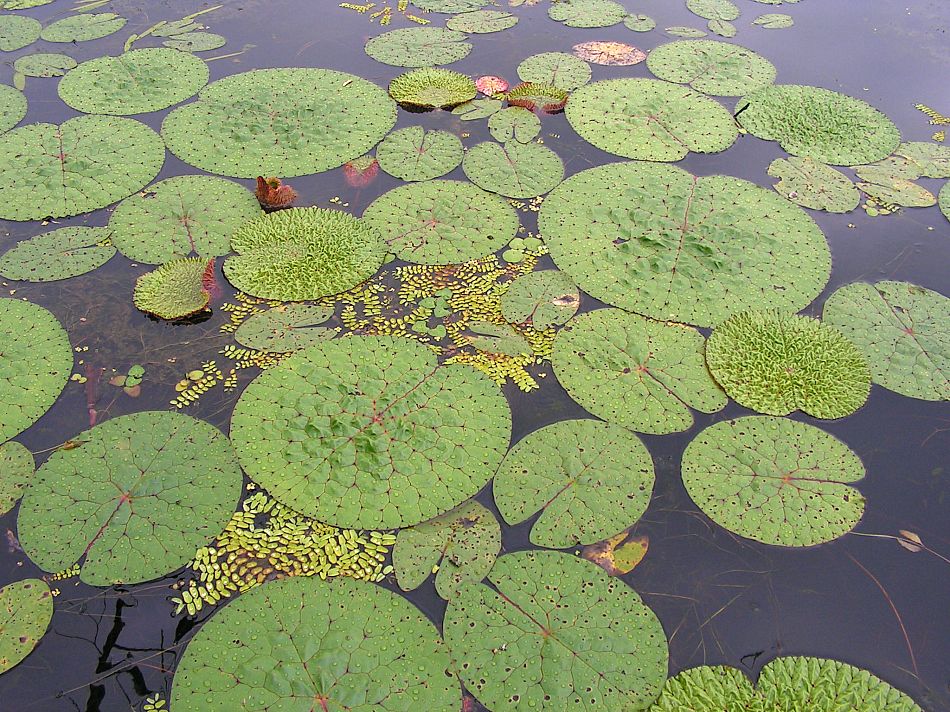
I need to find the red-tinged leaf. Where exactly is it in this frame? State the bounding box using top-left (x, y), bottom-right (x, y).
top-left (572, 41), bottom-right (647, 66)
top-left (342, 155), bottom-right (380, 188)
top-left (255, 176), bottom-right (298, 210)
top-left (475, 75), bottom-right (509, 95)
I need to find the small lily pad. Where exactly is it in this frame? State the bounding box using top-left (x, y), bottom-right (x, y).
top-left (412, 0), bottom-right (486, 10)
top-left (517, 52), bottom-right (591, 91)
top-left (376, 126), bottom-right (463, 181)
top-left (571, 41), bottom-right (647, 66)
top-left (0, 14), bottom-right (40, 51)
top-left (624, 14), bottom-right (656, 31)
top-left (446, 9), bottom-right (517, 33)
top-left (666, 26), bottom-right (708, 37)
top-left (463, 320), bottom-right (532, 355)
top-left (646, 40), bottom-right (776, 95)
top-left (0, 226), bottom-right (115, 282)
top-left (462, 140), bottom-right (564, 198)
top-left (389, 67), bottom-right (475, 108)
top-left (452, 98), bottom-right (503, 120)
top-left (708, 19), bottom-right (737, 37)
top-left (858, 178), bottom-right (935, 207)
top-left (234, 304), bottom-right (336, 353)
top-left (0, 84), bottom-right (26, 134)
top-left (365, 27), bottom-right (472, 67)
top-left (768, 156), bottom-right (860, 212)
top-left (0, 441), bottom-right (32, 515)
top-left (940, 181), bottom-right (949, 222)
top-left (163, 32), bottom-right (226, 52)
top-left (13, 53), bottom-right (76, 78)
top-left (0, 579), bottom-right (52, 674)
top-left (40, 13), bottom-right (126, 42)
top-left (500, 269), bottom-right (579, 329)
top-left (548, 0), bottom-right (627, 28)
top-left (134, 258), bottom-right (213, 320)
top-left (753, 12), bottom-right (794, 28)
top-left (488, 107), bottom-right (541, 143)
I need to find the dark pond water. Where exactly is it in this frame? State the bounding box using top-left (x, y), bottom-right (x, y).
top-left (0, 0), bottom-right (948, 710)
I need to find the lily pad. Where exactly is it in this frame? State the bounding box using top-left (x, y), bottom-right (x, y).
top-left (446, 9), bottom-right (518, 33)
top-left (858, 178), bottom-right (935, 207)
top-left (0, 441), bottom-right (32, 515)
top-left (553, 308), bottom-right (726, 434)
top-left (389, 67), bottom-right (475, 108)
top-left (110, 175), bottom-right (260, 264)
top-left (163, 32), bottom-right (226, 52)
top-left (767, 156), bottom-right (860, 212)
top-left (234, 304), bottom-right (336, 353)
top-left (854, 156), bottom-right (921, 184)
top-left (0, 226), bottom-right (115, 282)
top-left (488, 107), bottom-right (541, 143)
top-left (444, 550), bottom-right (668, 711)
top-left (452, 97), bottom-right (503, 120)
top-left (361, 179), bottom-right (518, 263)
top-left (18, 411), bottom-right (243, 585)
top-left (506, 81), bottom-right (568, 113)
top-left (0, 84), bottom-right (26, 134)
top-left (0, 299), bottom-right (72, 442)
top-left (737, 85), bottom-right (901, 165)
top-left (682, 416), bottom-right (865, 546)
top-left (548, 0), bottom-right (627, 28)
top-left (650, 665), bottom-right (759, 711)
top-left (463, 320), bottom-right (532, 355)
top-left (13, 53), bottom-right (76, 78)
top-left (566, 78), bottom-right (738, 161)
top-left (0, 579), bottom-right (52, 674)
top-left (665, 26), bottom-right (707, 38)
top-left (708, 19), bottom-right (737, 37)
top-left (462, 141), bottom-right (564, 198)
top-left (517, 52), bottom-right (591, 91)
top-left (571, 41), bottom-right (647, 66)
top-left (365, 27), bottom-right (472, 67)
top-left (376, 127), bottom-right (463, 181)
top-left (0, 14), bottom-right (40, 51)
top-left (413, 0), bottom-right (485, 10)
top-left (894, 141), bottom-right (950, 177)
top-left (231, 335), bottom-right (510, 529)
top-left (539, 161), bottom-right (830, 326)
top-left (687, 0), bottom-right (739, 21)
top-left (0, 0), bottom-right (51, 7)
top-left (162, 68), bottom-right (396, 178)
top-left (394, 499), bottom-right (500, 599)
top-left (40, 13), bottom-right (126, 42)
top-left (500, 269), bottom-right (579, 329)
top-left (624, 14), bottom-right (656, 31)
top-left (134, 257), bottom-right (213, 320)
top-left (171, 575), bottom-right (459, 711)
top-left (753, 13), bottom-right (794, 28)
top-left (823, 281), bottom-right (949, 401)
top-left (941, 181), bottom-right (950, 222)
top-left (646, 40), bottom-right (776, 95)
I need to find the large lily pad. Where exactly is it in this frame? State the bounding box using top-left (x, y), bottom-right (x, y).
top-left (682, 417), bottom-right (865, 546)
top-left (737, 85), bottom-right (901, 165)
top-left (767, 156), bottom-right (860, 212)
top-left (230, 335), bottom-right (511, 529)
top-left (224, 207), bottom-right (385, 301)
top-left (18, 411), bottom-right (242, 585)
top-left (0, 226), bottom-right (115, 281)
top-left (823, 281), bottom-right (949, 401)
top-left (412, 0), bottom-right (486, 11)
top-left (517, 52), bottom-right (591, 91)
top-left (646, 40), bottom-right (776, 96)
top-left (494, 419), bottom-right (655, 548)
top-left (687, 0), bottom-right (739, 20)
top-left (566, 78), bottom-right (738, 161)
top-left (0, 299), bottom-right (72, 442)
top-left (171, 575), bottom-right (459, 711)
top-left (0, 84), bottom-right (26, 134)
top-left (110, 175), bottom-right (260, 264)
top-left (58, 48), bottom-right (209, 116)
top-left (234, 304), bottom-right (336, 353)
top-left (444, 550), bottom-right (668, 711)
top-left (0, 14), bottom-right (40, 51)
top-left (40, 13), bottom-right (126, 42)
top-left (553, 309), bottom-right (726, 434)
top-left (133, 258), bottom-right (213, 320)
top-left (361, 179), bottom-right (518, 264)
top-left (548, 0), bottom-right (627, 28)
top-left (501, 269), bottom-right (579, 329)
top-left (462, 140), bottom-right (564, 198)
top-left (539, 161), bottom-right (830, 326)
top-left (162, 68), bottom-right (396, 178)
top-left (389, 67), bottom-right (475, 108)
top-left (13, 53), bottom-right (76, 78)
top-left (0, 441), bottom-right (32, 515)
top-left (376, 127), bottom-right (463, 181)
top-left (446, 9), bottom-right (518, 33)
top-left (365, 27), bottom-right (472, 67)
top-left (0, 579), bottom-right (52, 674)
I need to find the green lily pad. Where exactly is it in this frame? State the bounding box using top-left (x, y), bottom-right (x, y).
top-left (517, 52), bottom-right (591, 91)
top-left (462, 140), bottom-right (564, 198)
top-left (894, 141), bottom-right (950, 178)
top-left (707, 19), bottom-right (737, 37)
top-left (452, 98), bottom-right (503, 120)
top-left (501, 270), bottom-right (579, 328)
top-left (40, 13), bottom-right (126, 42)
top-left (18, 411), bottom-right (243, 585)
top-left (649, 665), bottom-right (759, 711)
top-left (0, 226), bottom-right (115, 282)
top-left (687, 0), bottom-right (739, 21)
top-left (488, 107), bottom-right (541, 143)
top-left (767, 156), bottom-right (860, 212)
top-left (171, 575), bottom-right (459, 711)
top-left (940, 180), bottom-right (950, 222)
top-left (444, 550), bottom-right (668, 711)
top-left (858, 178), bottom-right (935, 207)
top-left (361, 179), bottom-right (518, 264)
top-left (230, 335), bottom-right (511, 529)
top-left (566, 78), bottom-right (738, 161)
top-left (413, 0), bottom-right (486, 10)
top-left (548, 0), bottom-right (627, 28)
top-left (737, 85), bottom-right (901, 166)
top-left (539, 161), bottom-right (830, 326)
top-left (0, 115), bottom-right (164, 221)
top-left (682, 416), bottom-right (865, 546)
top-left (646, 40), bottom-right (776, 96)
top-left (446, 9), bottom-right (518, 33)
top-left (110, 175), bottom-right (260, 264)
top-left (665, 26), bottom-right (707, 37)
top-left (0, 441), bottom-right (32, 515)
top-left (0, 84), bottom-right (26, 134)
top-left (365, 27), bottom-right (472, 67)
top-left (463, 319), bottom-right (532, 355)
top-left (0, 299), bottom-right (72, 442)
top-left (823, 281), bottom-right (949, 401)
top-left (753, 12), bottom-right (794, 28)
top-left (624, 14), bottom-right (656, 31)
top-left (234, 304), bottom-right (336, 353)
top-left (494, 420), bottom-right (654, 548)
top-left (389, 67), bottom-right (475, 108)
top-left (134, 257), bottom-right (213, 320)
top-left (553, 308), bottom-right (726, 434)
top-left (376, 127), bottom-right (463, 181)
top-left (163, 31), bottom-right (226, 52)
top-left (13, 53), bottom-right (76, 78)
top-left (0, 14), bottom-right (40, 51)
top-left (0, 579), bottom-right (52, 674)
top-left (58, 48), bottom-right (209, 116)
top-left (0, 0), bottom-right (50, 6)
top-left (162, 68), bottom-right (396, 178)
top-left (394, 499), bottom-right (501, 599)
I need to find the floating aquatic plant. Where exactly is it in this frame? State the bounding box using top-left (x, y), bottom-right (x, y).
top-left (462, 140), bottom-right (565, 198)
top-left (375, 126), bottom-right (463, 181)
top-left (665, 25), bottom-right (707, 37)
top-left (0, 226), bottom-right (115, 282)
top-left (388, 67), bottom-right (476, 108)
top-left (506, 81), bottom-right (568, 113)
top-left (625, 13), bottom-right (656, 31)
top-left (517, 52), bottom-right (591, 90)
top-left (571, 41), bottom-right (647, 66)
top-left (233, 303), bottom-right (336, 353)
top-left (753, 12), bottom-right (794, 28)
top-left (0, 579), bottom-right (52, 674)
top-left (0, 442), bottom-right (33, 516)
top-left (13, 53), bottom-right (77, 81)
top-left (582, 529), bottom-right (649, 576)
top-left (254, 175), bottom-right (297, 210)
top-left (548, 0), bottom-right (627, 27)
top-left (341, 154), bottom-right (380, 187)
top-left (475, 75), bottom-right (509, 95)
top-left (646, 39), bottom-right (776, 95)
top-left (487, 107), bottom-right (541, 143)
top-left (134, 258), bottom-right (216, 320)
top-left (500, 269), bottom-right (579, 328)
top-left (768, 156), bottom-right (861, 212)
top-left (0, 85), bottom-right (25, 134)
top-left (0, 14), bottom-right (41, 51)
top-left (445, 9), bottom-right (517, 33)
top-left (364, 26), bottom-right (472, 66)
top-left (40, 12), bottom-right (126, 42)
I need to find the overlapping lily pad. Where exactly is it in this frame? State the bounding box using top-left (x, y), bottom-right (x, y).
top-left (687, 0), bottom-right (740, 21)
top-left (133, 258), bottom-right (213, 320)
top-left (462, 141), bottom-right (564, 198)
top-left (164, 32), bottom-right (226, 52)
top-left (708, 19), bottom-right (737, 37)
top-left (412, 0), bottom-right (485, 10)
top-left (444, 550), bottom-right (668, 711)
top-left (517, 52), bottom-right (591, 91)
top-left (894, 142), bottom-right (950, 177)
top-left (389, 67), bottom-right (475, 108)
top-left (376, 127), bottom-right (463, 181)
top-left (940, 181), bottom-right (950, 222)
top-left (230, 335), bottom-right (511, 529)
top-left (446, 9), bottom-right (518, 33)
top-left (625, 14), bottom-right (656, 31)
top-left (768, 156), bottom-right (860, 212)
top-left (13, 53), bottom-right (76, 78)
top-left (17, 411), bottom-right (242, 585)
top-left (501, 269), bottom-right (579, 328)
top-left (0, 226), bottom-right (115, 282)
top-left (548, 0), bottom-right (627, 28)
top-left (553, 309), bottom-right (726, 434)
top-left (162, 68), bottom-right (395, 178)
top-left (488, 107), bottom-right (541, 143)
top-left (566, 78), bottom-right (738, 161)
top-left (361, 180), bottom-right (518, 263)
top-left (0, 441), bottom-right (32, 515)
top-left (539, 162), bottom-right (831, 325)
top-left (234, 304), bottom-right (336, 353)
top-left (0, 14), bottom-right (40, 51)
top-left (646, 40), bottom-right (776, 95)
top-left (666, 26), bottom-right (707, 37)
top-left (0, 579), bottom-right (52, 674)
top-left (0, 84), bottom-right (26, 134)
top-left (365, 27), bottom-right (472, 67)
top-left (823, 281), bottom-right (949, 401)
top-left (40, 13), bottom-right (126, 42)
top-left (858, 178), bottom-right (935, 207)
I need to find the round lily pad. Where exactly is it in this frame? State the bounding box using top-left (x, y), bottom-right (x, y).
top-left (0, 115), bottom-right (164, 221)
top-left (500, 269), bottom-right (579, 329)
top-left (708, 19), bottom-right (737, 37)
top-left (0, 441), bottom-right (32, 515)
top-left (365, 27), bottom-right (472, 67)
top-left (0, 299), bottom-right (72, 442)
top-left (553, 308), bottom-right (726, 434)
top-left (162, 68), bottom-right (396, 178)
top-left (706, 310), bottom-right (872, 419)
top-left (737, 85), bottom-right (901, 165)
top-left (940, 181), bottom-right (950, 222)
top-left (446, 9), bottom-right (517, 33)
top-left (0, 84), bottom-right (26, 134)
top-left (506, 81), bottom-right (568, 113)
top-left (539, 161), bottom-right (831, 326)
top-left (234, 304), bottom-right (336, 353)
top-left (389, 67), bottom-right (475, 108)
top-left (58, 48), bottom-right (209, 116)
top-left (0, 14), bottom-right (41, 51)
top-left (361, 179), bottom-right (518, 264)
top-left (40, 13), bottom-right (126, 42)
top-left (625, 14), bottom-right (656, 31)
top-left (687, 0), bottom-right (739, 21)
top-left (0, 226), bottom-right (115, 282)
top-left (163, 32), bottom-right (226, 52)
top-left (412, 0), bottom-right (485, 10)
top-left (13, 53), bottom-right (76, 78)
top-left (444, 550), bottom-right (668, 711)
top-left (823, 281), bottom-right (949, 401)
top-left (0, 579), bottom-right (52, 674)
top-left (133, 257), bottom-right (213, 320)
top-left (376, 126), bottom-right (463, 181)
top-left (110, 175), bottom-right (260, 264)
top-left (462, 140), bottom-right (564, 198)
top-left (767, 156), bottom-right (860, 212)
top-left (231, 335), bottom-right (510, 529)
top-left (548, 0), bottom-right (627, 28)
top-left (566, 78), bottom-right (738, 161)
top-left (646, 40), bottom-right (776, 95)
top-left (18, 411), bottom-right (242, 585)
top-left (494, 419), bottom-right (655, 548)
top-left (753, 13), bottom-right (794, 28)
top-left (517, 52), bottom-right (591, 91)
top-left (682, 416), bottom-right (865, 547)
top-left (171, 575), bottom-right (459, 711)
top-left (224, 207), bottom-right (385, 301)
top-left (488, 107), bottom-right (541, 143)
